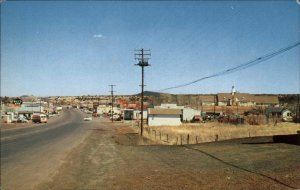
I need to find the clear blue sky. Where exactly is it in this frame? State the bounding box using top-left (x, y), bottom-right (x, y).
top-left (1, 1), bottom-right (299, 96)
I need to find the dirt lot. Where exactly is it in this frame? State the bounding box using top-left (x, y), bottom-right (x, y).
top-left (34, 120), bottom-right (300, 190)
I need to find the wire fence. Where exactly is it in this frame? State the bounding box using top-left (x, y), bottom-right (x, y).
top-left (141, 126), bottom-right (233, 145)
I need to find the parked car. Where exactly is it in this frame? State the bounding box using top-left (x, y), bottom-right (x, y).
top-left (17, 117), bottom-right (29, 123)
top-left (110, 114), bottom-right (121, 121)
top-left (84, 116), bottom-right (92, 121)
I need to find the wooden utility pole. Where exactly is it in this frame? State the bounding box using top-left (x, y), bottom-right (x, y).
top-left (109, 85), bottom-right (116, 123)
top-left (135, 49), bottom-right (151, 136)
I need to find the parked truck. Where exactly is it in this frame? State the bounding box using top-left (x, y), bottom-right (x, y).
top-left (32, 114), bottom-right (48, 123)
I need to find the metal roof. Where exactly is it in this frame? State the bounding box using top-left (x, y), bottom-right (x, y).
top-left (148, 108), bottom-right (182, 115)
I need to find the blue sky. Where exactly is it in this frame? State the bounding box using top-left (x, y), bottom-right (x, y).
top-left (1, 1), bottom-right (299, 96)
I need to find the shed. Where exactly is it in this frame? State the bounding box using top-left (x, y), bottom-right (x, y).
top-left (122, 109), bottom-right (134, 120)
top-left (148, 108), bottom-right (182, 126)
top-left (265, 107), bottom-right (292, 121)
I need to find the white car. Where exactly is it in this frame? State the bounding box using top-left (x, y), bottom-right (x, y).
top-left (83, 117), bottom-right (92, 121)
top-left (110, 115), bottom-right (121, 121)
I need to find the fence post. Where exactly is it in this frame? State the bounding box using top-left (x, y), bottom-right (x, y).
top-left (180, 135), bottom-right (183, 145)
top-left (176, 136), bottom-right (178, 145)
top-left (160, 131), bottom-right (161, 140)
top-left (187, 134), bottom-right (190, 145)
top-left (196, 136), bottom-right (198, 144)
top-left (154, 130), bottom-right (156, 139)
top-left (215, 134), bottom-right (219, 142)
top-left (166, 134), bottom-right (169, 142)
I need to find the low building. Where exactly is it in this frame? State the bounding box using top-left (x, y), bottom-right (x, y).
top-left (97, 105), bottom-right (111, 114)
top-left (1, 114), bottom-right (14, 123)
top-left (217, 93), bottom-right (255, 106)
top-left (199, 95), bottom-right (216, 106)
top-left (122, 109), bottom-right (134, 120)
top-left (217, 93), bottom-right (232, 106)
top-left (154, 104), bottom-right (184, 109)
top-left (133, 110), bottom-right (148, 120)
top-left (148, 108), bottom-right (182, 126)
top-left (235, 93), bottom-right (255, 106)
top-left (265, 107), bottom-right (293, 121)
top-left (182, 108), bottom-right (201, 122)
top-left (255, 96), bottom-right (279, 107)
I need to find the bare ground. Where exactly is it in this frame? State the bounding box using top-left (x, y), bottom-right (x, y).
top-left (34, 120), bottom-right (300, 190)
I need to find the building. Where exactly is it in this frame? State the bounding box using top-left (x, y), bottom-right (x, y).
top-left (217, 93), bottom-right (232, 106)
top-left (217, 93), bottom-right (255, 106)
top-left (182, 108), bottom-right (201, 122)
top-left (133, 110), bottom-right (147, 120)
top-left (122, 109), bottom-right (134, 120)
top-left (235, 93), bottom-right (256, 106)
top-left (198, 95), bottom-right (216, 106)
top-left (148, 108), bottom-right (182, 126)
top-left (254, 96), bottom-right (279, 107)
top-left (97, 105), bottom-right (111, 114)
top-left (154, 103), bottom-right (184, 109)
top-left (265, 107), bottom-right (293, 121)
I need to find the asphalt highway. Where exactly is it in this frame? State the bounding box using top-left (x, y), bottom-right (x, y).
top-left (1, 108), bottom-right (92, 190)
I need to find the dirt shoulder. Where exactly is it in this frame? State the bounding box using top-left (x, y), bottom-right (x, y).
top-left (35, 119), bottom-right (300, 190)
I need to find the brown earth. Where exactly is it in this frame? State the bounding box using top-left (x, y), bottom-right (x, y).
top-left (34, 119), bottom-right (300, 190)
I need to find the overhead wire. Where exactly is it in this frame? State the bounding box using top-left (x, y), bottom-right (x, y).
top-left (159, 41), bottom-right (300, 92)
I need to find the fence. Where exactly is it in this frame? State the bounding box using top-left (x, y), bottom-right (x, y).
top-left (141, 126), bottom-right (243, 145)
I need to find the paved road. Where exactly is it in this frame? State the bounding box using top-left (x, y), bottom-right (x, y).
top-left (1, 109), bottom-right (93, 190)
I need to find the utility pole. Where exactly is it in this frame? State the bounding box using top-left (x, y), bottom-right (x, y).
top-left (135, 48), bottom-right (151, 136)
top-left (213, 95), bottom-right (216, 118)
top-left (297, 94), bottom-right (300, 123)
top-left (109, 84), bottom-right (116, 123)
top-left (40, 97), bottom-right (42, 113)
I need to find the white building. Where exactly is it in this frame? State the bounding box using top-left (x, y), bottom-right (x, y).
top-left (97, 105), bottom-right (111, 114)
top-left (154, 104), bottom-right (184, 109)
top-left (133, 110), bottom-right (148, 120)
top-left (148, 108), bottom-right (182, 126)
top-left (265, 107), bottom-right (293, 122)
top-left (182, 108), bottom-right (201, 122)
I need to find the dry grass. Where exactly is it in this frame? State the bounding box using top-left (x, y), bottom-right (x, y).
top-left (143, 122), bottom-right (300, 145)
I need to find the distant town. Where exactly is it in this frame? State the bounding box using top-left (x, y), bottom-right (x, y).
top-left (1, 86), bottom-right (299, 126)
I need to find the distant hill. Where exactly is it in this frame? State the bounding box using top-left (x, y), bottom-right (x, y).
top-left (134, 91), bottom-right (165, 97)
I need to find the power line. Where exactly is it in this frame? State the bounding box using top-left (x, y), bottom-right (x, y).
top-left (160, 41), bottom-right (300, 92)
